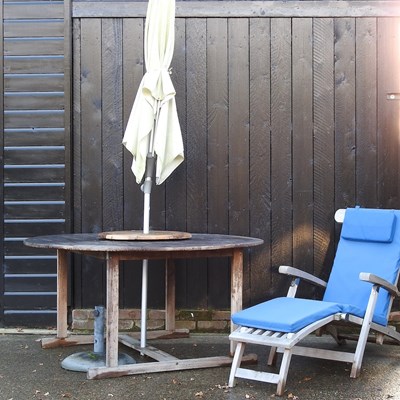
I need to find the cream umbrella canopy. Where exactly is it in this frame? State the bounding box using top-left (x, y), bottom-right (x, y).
top-left (123, 0), bottom-right (183, 189)
top-left (122, 0), bottom-right (183, 349)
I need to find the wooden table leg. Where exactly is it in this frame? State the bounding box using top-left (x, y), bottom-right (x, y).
top-left (230, 249), bottom-right (243, 354)
top-left (57, 249), bottom-right (68, 339)
top-left (165, 259), bottom-right (176, 331)
top-left (106, 253), bottom-right (120, 368)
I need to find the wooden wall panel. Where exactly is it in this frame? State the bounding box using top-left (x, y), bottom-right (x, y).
top-left (270, 18), bottom-right (292, 294)
top-left (3, 1), bottom-right (400, 327)
top-left (377, 18), bottom-right (400, 209)
top-left (312, 18), bottom-right (335, 281)
top-left (206, 18), bottom-right (230, 308)
top-left (70, 5), bottom-right (400, 312)
top-left (249, 17), bottom-right (271, 304)
top-left (120, 18), bottom-right (144, 309)
top-left (292, 18), bottom-right (313, 278)
top-left (355, 18), bottom-right (378, 207)
top-left (184, 18), bottom-right (208, 308)
top-left (1, 0), bottom-right (71, 327)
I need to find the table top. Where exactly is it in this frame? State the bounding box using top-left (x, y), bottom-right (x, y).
top-left (24, 233), bottom-right (263, 253)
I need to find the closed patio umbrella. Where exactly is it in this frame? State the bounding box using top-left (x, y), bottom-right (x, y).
top-left (122, 0), bottom-right (183, 349)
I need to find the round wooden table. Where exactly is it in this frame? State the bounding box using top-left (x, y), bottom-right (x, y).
top-left (24, 233), bottom-right (263, 378)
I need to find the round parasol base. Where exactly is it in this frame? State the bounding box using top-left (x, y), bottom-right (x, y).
top-left (61, 351), bottom-right (136, 372)
top-left (98, 230), bottom-right (192, 241)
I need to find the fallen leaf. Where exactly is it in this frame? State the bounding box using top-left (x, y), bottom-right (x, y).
top-left (195, 391), bottom-right (204, 397)
top-left (215, 384), bottom-right (229, 390)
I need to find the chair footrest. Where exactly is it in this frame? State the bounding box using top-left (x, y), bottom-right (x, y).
top-left (235, 367), bottom-right (280, 384)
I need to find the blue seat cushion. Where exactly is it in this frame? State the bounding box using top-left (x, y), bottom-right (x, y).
top-left (232, 297), bottom-right (342, 333)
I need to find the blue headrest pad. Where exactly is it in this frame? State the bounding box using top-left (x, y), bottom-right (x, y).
top-left (341, 208), bottom-right (396, 243)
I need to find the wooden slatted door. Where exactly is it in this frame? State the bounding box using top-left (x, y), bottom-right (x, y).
top-left (0, 0), bottom-right (71, 327)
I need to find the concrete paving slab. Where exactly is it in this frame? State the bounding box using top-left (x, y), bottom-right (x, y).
top-left (0, 333), bottom-right (399, 400)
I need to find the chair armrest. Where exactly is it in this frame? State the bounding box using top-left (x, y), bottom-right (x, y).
top-left (359, 272), bottom-right (400, 297)
top-left (279, 265), bottom-right (327, 289)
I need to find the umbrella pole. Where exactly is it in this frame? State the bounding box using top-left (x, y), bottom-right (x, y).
top-left (140, 192), bottom-right (151, 350)
top-left (140, 259), bottom-right (148, 350)
top-left (140, 155), bottom-right (155, 350)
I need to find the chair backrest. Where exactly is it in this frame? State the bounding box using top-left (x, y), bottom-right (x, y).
top-left (323, 207), bottom-right (400, 325)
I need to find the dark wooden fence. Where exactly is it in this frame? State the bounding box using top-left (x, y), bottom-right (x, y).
top-left (71, 1), bottom-right (400, 312)
top-left (1, 0), bottom-right (400, 327)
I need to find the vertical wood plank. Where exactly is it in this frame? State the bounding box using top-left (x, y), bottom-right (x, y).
top-left (122, 17), bottom-right (144, 232)
top-left (207, 17), bottom-right (229, 235)
top-left (80, 18), bottom-right (103, 232)
top-left (249, 17), bottom-right (271, 303)
top-left (207, 18), bottom-right (229, 308)
top-left (334, 18), bottom-right (356, 209)
top-left (313, 18), bottom-right (335, 279)
top-left (168, 17), bottom-right (187, 309)
top-left (292, 18), bottom-right (313, 275)
top-left (355, 18), bottom-right (377, 207)
top-left (270, 18), bottom-right (292, 291)
top-left (121, 17), bottom-right (144, 308)
top-left (72, 17), bottom-right (84, 308)
top-left (64, 0), bottom-right (73, 235)
top-left (73, 18), bottom-right (82, 234)
top-left (102, 18), bottom-right (124, 232)
top-left (185, 18), bottom-right (208, 308)
top-left (228, 17), bottom-right (250, 303)
top-left (80, 18), bottom-right (105, 307)
top-left (228, 17), bottom-right (250, 237)
top-left (167, 16), bottom-right (187, 233)
top-left (377, 18), bottom-right (400, 208)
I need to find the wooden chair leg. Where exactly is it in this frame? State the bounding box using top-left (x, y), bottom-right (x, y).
top-left (276, 348), bottom-right (292, 396)
top-left (268, 346), bottom-right (278, 366)
top-left (351, 286), bottom-right (379, 378)
top-left (228, 341), bottom-right (246, 387)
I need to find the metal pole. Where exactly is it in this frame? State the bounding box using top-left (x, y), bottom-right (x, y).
top-left (93, 305), bottom-right (105, 354)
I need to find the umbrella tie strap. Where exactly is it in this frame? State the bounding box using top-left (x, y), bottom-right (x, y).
top-left (141, 154), bottom-right (156, 194)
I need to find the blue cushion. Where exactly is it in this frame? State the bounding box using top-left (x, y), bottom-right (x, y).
top-left (232, 297), bottom-right (342, 333)
top-left (341, 207), bottom-right (396, 243)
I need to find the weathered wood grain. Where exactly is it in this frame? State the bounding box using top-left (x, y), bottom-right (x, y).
top-left (334, 18), bottom-right (356, 209)
top-left (270, 18), bottom-right (292, 292)
top-left (3, 1), bottom-right (400, 328)
top-left (377, 18), bottom-right (400, 209)
top-left (248, 17), bottom-right (271, 303)
top-left (313, 18), bottom-right (335, 279)
top-left (207, 17), bottom-right (230, 309)
top-left (292, 18), bottom-right (313, 278)
top-left (185, 17), bottom-right (208, 308)
top-left (355, 18), bottom-right (377, 207)
top-left (73, 1), bottom-right (400, 18)
top-left (102, 18), bottom-right (124, 232)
